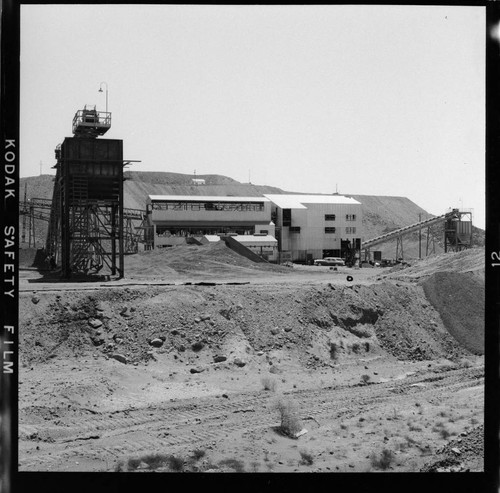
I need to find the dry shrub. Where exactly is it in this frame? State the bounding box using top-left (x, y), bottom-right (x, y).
top-left (261, 376), bottom-right (278, 391)
top-left (329, 342), bottom-right (339, 360)
top-left (191, 448), bottom-right (206, 461)
top-left (370, 448), bottom-right (395, 470)
top-left (275, 398), bottom-right (303, 436)
top-left (439, 428), bottom-right (451, 439)
top-left (360, 374), bottom-right (371, 385)
top-left (299, 450), bottom-right (314, 466)
top-left (142, 453), bottom-right (169, 470)
top-left (218, 458), bottom-right (245, 472)
top-left (127, 457), bottom-right (141, 470)
top-left (166, 455), bottom-right (185, 471)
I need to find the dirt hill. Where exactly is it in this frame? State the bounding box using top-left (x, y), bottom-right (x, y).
top-left (19, 172), bottom-right (484, 256)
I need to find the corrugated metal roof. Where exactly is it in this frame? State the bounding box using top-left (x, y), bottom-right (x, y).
top-left (234, 235), bottom-right (277, 244)
top-left (149, 195), bottom-right (269, 202)
top-left (202, 235), bottom-right (221, 242)
top-left (264, 194), bottom-right (361, 209)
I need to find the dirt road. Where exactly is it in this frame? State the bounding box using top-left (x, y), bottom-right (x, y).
top-left (19, 361), bottom-right (483, 472)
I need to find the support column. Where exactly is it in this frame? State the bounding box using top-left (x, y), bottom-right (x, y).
top-left (111, 203), bottom-right (116, 276)
top-left (118, 168), bottom-right (124, 278)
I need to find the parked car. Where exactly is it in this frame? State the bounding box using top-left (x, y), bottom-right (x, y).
top-left (313, 257), bottom-right (345, 266)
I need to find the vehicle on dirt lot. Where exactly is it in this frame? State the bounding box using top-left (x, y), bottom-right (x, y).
top-left (313, 257), bottom-right (345, 266)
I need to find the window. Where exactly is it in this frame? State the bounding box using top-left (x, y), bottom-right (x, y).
top-left (345, 227), bottom-right (356, 234)
top-left (282, 209), bottom-right (292, 227)
top-left (289, 226), bottom-right (301, 233)
top-left (325, 227), bottom-right (336, 234)
top-left (346, 214), bottom-right (356, 221)
top-left (155, 200), bottom-right (264, 212)
top-left (325, 214), bottom-right (336, 221)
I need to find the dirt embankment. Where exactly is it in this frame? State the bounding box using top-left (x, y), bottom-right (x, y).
top-left (421, 272), bottom-right (484, 355)
top-left (20, 276), bottom-right (480, 369)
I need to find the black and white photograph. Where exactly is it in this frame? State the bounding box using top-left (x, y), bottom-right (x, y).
top-left (2, 2), bottom-right (499, 491)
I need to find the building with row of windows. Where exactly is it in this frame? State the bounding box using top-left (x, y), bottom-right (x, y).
top-left (145, 193), bottom-right (362, 263)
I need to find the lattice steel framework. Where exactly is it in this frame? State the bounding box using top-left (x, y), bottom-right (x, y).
top-left (46, 111), bottom-right (130, 278)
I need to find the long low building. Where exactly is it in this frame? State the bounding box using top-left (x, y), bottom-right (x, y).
top-left (145, 193), bottom-right (362, 263)
top-left (146, 195), bottom-right (275, 247)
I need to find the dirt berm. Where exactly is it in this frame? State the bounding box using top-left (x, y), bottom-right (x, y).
top-left (20, 274), bottom-right (480, 368)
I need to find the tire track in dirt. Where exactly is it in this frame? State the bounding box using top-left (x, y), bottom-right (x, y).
top-left (19, 366), bottom-right (483, 471)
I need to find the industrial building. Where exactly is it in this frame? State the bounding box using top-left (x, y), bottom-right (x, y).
top-left (146, 195), bottom-right (275, 247)
top-left (145, 193), bottom-right (362, 263)
top-left (264, 194), bottom-right (363, 263)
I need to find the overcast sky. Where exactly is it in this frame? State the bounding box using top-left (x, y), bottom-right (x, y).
top-left (20, 4), bottom-right (485, 228)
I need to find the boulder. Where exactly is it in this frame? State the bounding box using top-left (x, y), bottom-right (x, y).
top-left (150, 338), bottom-right (164, 348)
top-left (120, 307), bottom-right (131, 317)
top-left (91, 337), bottom-right (105, 347)
top-left (233, 357), bottom-right (246, 367)
top-left (111, 353), bottom-right (127, 364)
top-left (31, 296), bottom-right (40, 304)
top-left (213, 355), bottom-right (227, 363)
top-left (190, 367), bottom-right (205, 374)
top-left (88, 318), bottom-right (103, 329)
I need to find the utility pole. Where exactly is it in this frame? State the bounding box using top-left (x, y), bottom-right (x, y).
top-left (418, 213), bottom-right (422, 259)
top-left (22, 183), bottom-right (27, 244)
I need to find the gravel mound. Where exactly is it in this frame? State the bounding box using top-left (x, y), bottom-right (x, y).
top-left (125, 242), bottom-right (290, 279)
top-left (386, 248), bottom-right (484, 281)
top-left (421, 271), bottom-right (484, 355)
top-left (421, 425), bottom-right (483, 472)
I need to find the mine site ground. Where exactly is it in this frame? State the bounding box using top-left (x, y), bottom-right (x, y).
top-left (18, 244), bottom-right (484, 473)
